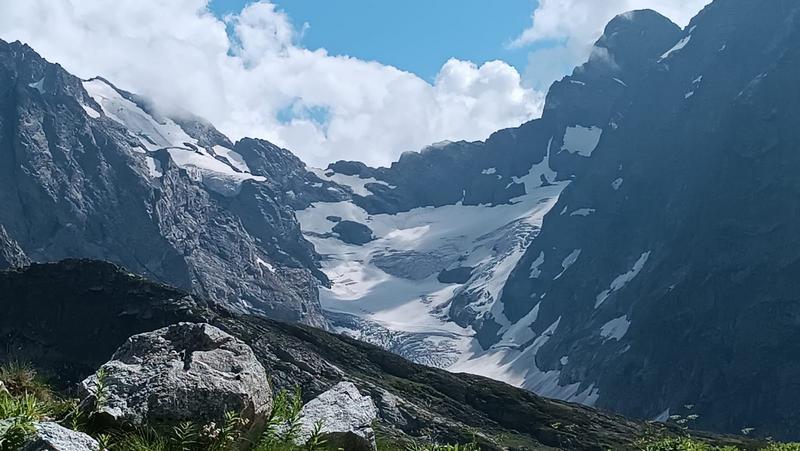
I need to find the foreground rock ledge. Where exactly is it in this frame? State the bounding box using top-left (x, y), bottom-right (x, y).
top-left (81, 322), bottom-right (272, 441)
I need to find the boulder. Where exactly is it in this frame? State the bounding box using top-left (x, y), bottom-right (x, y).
top-left (81, 323), bottom-right (271, 440)
top-left (21, 422), bottom-right (99, 451)
top-left (294, 382), bottom-right (377, 451)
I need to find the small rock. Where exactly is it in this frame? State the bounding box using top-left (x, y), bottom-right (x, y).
top-left (332, 221), bottom-right (374, 245)
top-left (294, 381), bottom-right (378, 451)
top-left (22, 422), bottom-right (100, 451)
top-left (0, 380), bottom-right (8, 395)
top-left (81, 323), bottom-right (271, 441)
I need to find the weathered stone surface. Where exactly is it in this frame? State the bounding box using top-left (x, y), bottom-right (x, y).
top-left (494, 0), bottom-right (800, 441)
top-left (81, 322), bottom-right (271, 438)
top-left (0, 225), bottom-right (29, 270)
top-left (21, 422), bottom-right (99, 451)
top-left (293, 382), bottom-right (377, 451)
top-left (0, 40), bottom-right (326, 327)
top-left (332, 221), bottom-right (374, 245)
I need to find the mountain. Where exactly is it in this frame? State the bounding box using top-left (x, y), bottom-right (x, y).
top-left (0, 39), bottom-right (343, 328)
top-left (0, 259), bottom-right (756, 450)
top-left (491, 0), bottom-right (800, 439)
top-left (292, 0), bottom-right (800, 439)
top-left (291, 10), bottom-right (681, 386)
top-left (4, 0), bottom-right (800, 441)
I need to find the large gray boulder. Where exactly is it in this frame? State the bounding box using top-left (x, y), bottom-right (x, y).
top-left (294, 382), bottom-right (377, 451)
top-left (21, 422), bottom-right (99, 451)
top-left (81, 323), bottom-right (271, 439)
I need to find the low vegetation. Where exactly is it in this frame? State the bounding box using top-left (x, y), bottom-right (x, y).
top-left (4, 362), bottom-right (800, 451)
top-left (0, 362), bottom-right (479, 451)
top-left (635, 436), bottom-right (800, 451)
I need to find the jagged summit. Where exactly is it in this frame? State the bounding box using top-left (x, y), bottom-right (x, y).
top-left (588, 9), bottom-right (681, 75)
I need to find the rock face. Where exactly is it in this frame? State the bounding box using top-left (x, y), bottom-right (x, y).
top-left (21, 422), bottom-right (99, 451)
top-left (490, 0), bottom-right (800, 440)
top-left (0, 260), bottom-right (757, 450)
top-left (295, 1), bottom-right (800, 440)
top-left (0, 225), bottom-right (29, 270)
top-left (293, 382), bottom-right (377, 451)
top-left (81, 322), bottom-right (271, 439)
top-left (0, 39), bottom-right (326, 327)
top-left (332, 221), bottom-right (374, 245)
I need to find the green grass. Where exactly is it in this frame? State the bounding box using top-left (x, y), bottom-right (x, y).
top-left (6, 361), bottom-right (800, 451)
top-left (635, 436), bottom-right (800, 451)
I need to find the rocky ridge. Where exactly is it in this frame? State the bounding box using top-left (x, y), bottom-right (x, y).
top-left (0, 39), bottom-right (334, 327)
top-left (0, 259), bottom-right (756, 450)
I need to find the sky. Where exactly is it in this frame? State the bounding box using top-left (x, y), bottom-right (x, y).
top-left (0, 0), bottom-right (710, 167)
top-left (211, 0), bottom-right (540, 82)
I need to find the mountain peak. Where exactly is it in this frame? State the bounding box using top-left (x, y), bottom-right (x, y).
top-left (586, 8), bottom-right (681, 75)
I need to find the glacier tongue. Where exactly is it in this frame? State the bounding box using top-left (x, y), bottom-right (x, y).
top-left (296, 159), bottom-right (569, 375)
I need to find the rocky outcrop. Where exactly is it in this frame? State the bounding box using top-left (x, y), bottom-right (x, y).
top-left (332, 221), bottom-right (374, 246)
top-left (21, 422), bottom-right (99, 451)
top-left (0, 226), bottom-right (29, 270)
top-left (0, 39), bottom-right (326, 327)
top-left (293, 382), bottom-right (377, 451)
top-left (81, 322), bottom-right (271, 441)
top-left (0, 260), bottom-right (755, 450)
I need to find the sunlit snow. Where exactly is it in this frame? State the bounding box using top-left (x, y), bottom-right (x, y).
top-left (600, 315), bottom-right (631, 341)
top-left (561, 126), bottom-right (603, 157)
top-left (595, 251), bottom-right (651, 308)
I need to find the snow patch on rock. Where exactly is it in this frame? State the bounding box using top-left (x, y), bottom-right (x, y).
top-left (595, 252), bottom-right (651, 308)
top-left (561, 126), bottom-right (603, 157)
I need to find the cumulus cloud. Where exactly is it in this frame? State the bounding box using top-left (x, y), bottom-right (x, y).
top-left (0, 0), bottom-right (542, 167)
top-left (512, 0), bottom-right (711, 90)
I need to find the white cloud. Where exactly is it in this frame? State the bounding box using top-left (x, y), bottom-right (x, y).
top-left (0, 0), bottom-right (543, 167)
top-left (512, 0), bottom-right (711, 90)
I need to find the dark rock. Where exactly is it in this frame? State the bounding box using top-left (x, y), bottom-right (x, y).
top-left (437, 267), bottom-right (474, 284)
top-left (326, 215), bottom-right (342, 223)
top-left (332, 221), bottom-right (374, 245)
top-left (496, 0), bottom-right (800, 440)
top-left (328, 160), bottom-right (373, 177)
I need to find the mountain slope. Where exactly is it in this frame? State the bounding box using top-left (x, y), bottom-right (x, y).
top-left (0, 39), bottom-right (328, 327)
top-left (0, 259), bottom-right (757, 450)
top-left (491, 0), bottom-right (800, 439)
top-left (292, 10), bottom-right (682, 395)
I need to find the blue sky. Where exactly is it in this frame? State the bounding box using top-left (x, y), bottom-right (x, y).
top-left (210, 0), bottom-right (538, 81)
